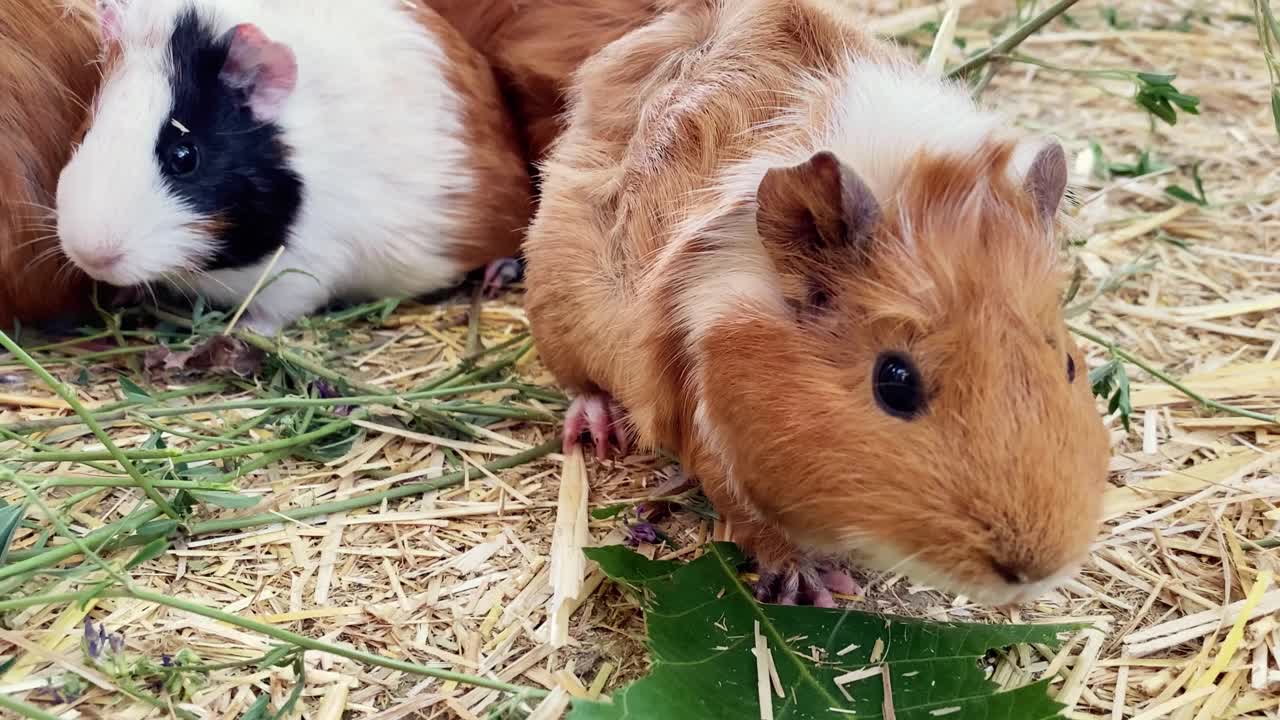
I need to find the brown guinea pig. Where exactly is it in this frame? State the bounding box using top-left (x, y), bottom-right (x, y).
top-left (523, 0), bottom-right (1112, 608)
top-left (425, 0), bottom-right (669, 169)
top-left (0, 0), bottom-right (100, 329)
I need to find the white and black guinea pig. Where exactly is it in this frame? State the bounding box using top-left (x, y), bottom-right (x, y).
top-left (57, 0), bottom-right (532, 335)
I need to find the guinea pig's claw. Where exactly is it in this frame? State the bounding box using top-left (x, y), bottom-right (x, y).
top-left (481, 257), bottom-right (523, 297)
top-left (562, 392), bottom-right (628, 461)
top-left (754, 564), bottom-right (858, 608)
top-left (820, 568), bottom-right (861, 597)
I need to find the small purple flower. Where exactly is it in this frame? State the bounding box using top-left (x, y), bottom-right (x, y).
top-left (310, 380), bottom-right (352, 416)
top-left (626, 522), bottom-right (661, 547)
top-left (83, 619), bottom-right (124, 659)
top-left (161, 654), bottom-right (173, 667)
top-left (84, 620), bottom-right (102, 659)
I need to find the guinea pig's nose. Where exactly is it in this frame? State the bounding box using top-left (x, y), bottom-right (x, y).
top-left (990, 558), bottom-right (1049, 586)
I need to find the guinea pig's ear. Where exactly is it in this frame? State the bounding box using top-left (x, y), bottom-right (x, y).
top-left (1022, 140), bottom-right (1068, 223)
top-left (219, 24), bottom-right (298, 123)
top-left (96, 0), bottom-right (125, 45)
top-left (756, 150), bottom-right (880, 278)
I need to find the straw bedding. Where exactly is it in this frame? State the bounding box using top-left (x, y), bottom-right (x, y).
top-left (1, 0), bottom-right (1278, 717)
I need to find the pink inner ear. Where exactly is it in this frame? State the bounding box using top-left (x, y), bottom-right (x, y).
top-left (97, 0), bottom-right (124, 44)
top-left (219, 24), bottom-right (298, 123)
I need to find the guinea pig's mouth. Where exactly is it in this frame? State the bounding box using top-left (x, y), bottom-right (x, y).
top-left (848, 544), bottom-right (1082, 608)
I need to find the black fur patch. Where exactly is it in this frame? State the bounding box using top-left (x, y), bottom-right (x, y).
top-left (158, 8), bottom-right (302, 271)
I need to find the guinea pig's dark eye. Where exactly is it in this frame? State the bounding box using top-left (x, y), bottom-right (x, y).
top-left (873, 352), bottom-right (926, 419)
top-left (165, 141), bottom-right (200, 177)
top-left (1066, 354), bottom-right (1076, 383)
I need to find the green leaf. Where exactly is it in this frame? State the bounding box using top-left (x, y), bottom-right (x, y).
top-left (571, 543), bottom-right (1082, 720)
top-left (0, 501), bottom-right (26, 567)
top-left (591, 504), bottom-right (630, 520)
top-left (1271, 90), bottom-right (1280, 141)
top-left (135, 519), bottom-right (180, 542)
top-left (256, 645), bottom-right (296, 669)
top-left (1135, 71), bottom-right (1176, 85)
top-left (269, 654), bottom-right (306, 720)
top-left (124, 539), bottom-right (170, 570)
top-left (118, 376), bottom-right (152, 402)
top-left (1191, 163), bottom-right (1208, 204)
top-left (1164, 186), bottom-right (1206, 206)
top-left (238, 694), bottom-right (271, 720)
top-left (187, 490), bottom-right (260, 510)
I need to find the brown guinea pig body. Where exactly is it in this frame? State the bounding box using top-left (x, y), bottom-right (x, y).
top-left (425, 0), bottom-right (670, 169)
top-left (523, 0), bottom-right (1111, 607)
top-left (0, 0), bottom-right (99, 329)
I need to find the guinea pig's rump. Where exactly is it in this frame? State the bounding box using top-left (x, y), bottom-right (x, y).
top-left (0, 0), bottom-right (101, 328)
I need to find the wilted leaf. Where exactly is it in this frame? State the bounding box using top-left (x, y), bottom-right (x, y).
top-left (571, 543), bottom-right (1082, 720)
top-left (145, 336), bottom-right (264, 379)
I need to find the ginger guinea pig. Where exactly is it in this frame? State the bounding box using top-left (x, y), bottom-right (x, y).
top-left (56, 0), bottom-right (531, 335)
top-left (0, 0), bottom-right (100, 329)
top-left (426, 0), bottom-right (668, 167)
top-left (523, 0), bottom-right (1111, 607)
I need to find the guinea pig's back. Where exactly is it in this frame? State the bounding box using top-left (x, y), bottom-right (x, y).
top-left (425, 0), bottom-right (668, 166)
top-left (0, 0), bottom-right (100, 328)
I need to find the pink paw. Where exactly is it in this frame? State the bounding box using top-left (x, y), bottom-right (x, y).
top-left (754, 562), bottom-right (861, 608)
top-left (562, 392), bottom-right (629, 461)
top-left (481, 257), bottom-right (522, 297)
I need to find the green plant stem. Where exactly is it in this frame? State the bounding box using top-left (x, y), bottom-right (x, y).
top-left (0, 504), bottom-right (164, 583)
top-left (1, 381), bottom-right (542, 435)
top-left (27, 475), bottom-right (234, 490)
top-left (0, 587), bottom-right (545, 697)
top-left (187, 439), bottom-right (557, 535)
top-left (0, 694), bottom-right (63, 720)
top-left (14, 416), bottom-right (351, 465)
top-left (948, 0), bottom-right (1082, 79)
top-left (236, 329), bottom-right (477, 436)
top-left (0, 426), bottom-right (119, 475)
top-left (1071, 326), bottom-right (1280, 424)
top-left (0, 331), bottom-right (178, 520)
top-left (0, 591), bottom-right (98, 612)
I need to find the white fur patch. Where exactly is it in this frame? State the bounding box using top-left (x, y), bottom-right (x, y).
top-left (57, 36), bottom-right (205, 287)
top-left (58, 0), bottom-right (476, 326)
top-left (823, 59), bottom-right (1004, 202)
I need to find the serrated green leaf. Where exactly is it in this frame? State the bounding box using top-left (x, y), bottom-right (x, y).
top-left (187, 490), bottom-right (260, 509)
top-left (0, 501), bottom-right (27, 567)
top-left (571, 543), bottom-right (1082, 720)
top-left (118, 376), bottom-right (152, 402)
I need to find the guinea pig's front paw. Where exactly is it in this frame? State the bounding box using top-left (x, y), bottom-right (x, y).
top-left (481, 257), bottom-right (523, 297)
top-left (562, 391), bottom-right (630, 460)
top-left (754, 560), bottom-right (861, 608)
top-left (237, 314), bottom-right (285, 338)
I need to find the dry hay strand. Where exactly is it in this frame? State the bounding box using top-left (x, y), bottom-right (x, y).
top-left (2, 0), bottom-right (1279, 718)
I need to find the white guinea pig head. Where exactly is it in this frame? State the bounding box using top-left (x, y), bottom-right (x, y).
top-left (56, 0), bottom-right (303, 288)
